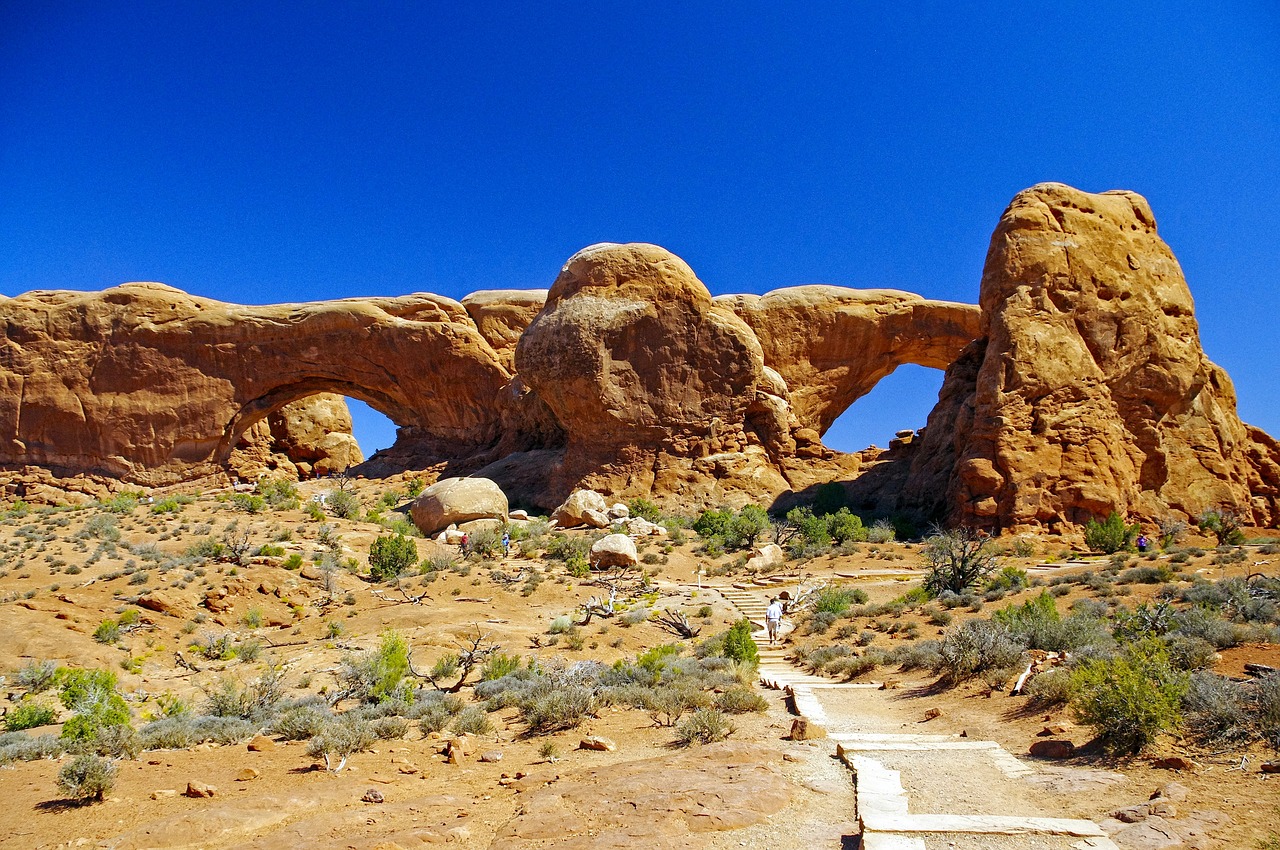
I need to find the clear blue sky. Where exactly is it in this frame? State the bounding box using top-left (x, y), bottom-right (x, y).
top-left (2, 3), bottom-right (1277, 456)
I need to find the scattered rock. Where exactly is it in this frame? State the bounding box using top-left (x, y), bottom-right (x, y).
top-left (136, 588), bottom-right (194, 619)
top-left (1150, 756), bottom-right (1198, 772)
top-left (588, 533), bottom-right (637, 569)
top-left (479, 751), bottom-right (503, 763)
top-left (361, 788), bottom-right (385, 804)
top-left (184, 781), bottom-right (216, 798)
top-left (235, 768), bottom-right (260, 782)
top-left (1152, 782), bottom-right (1188, 802)
top-left (151, 789), bottom-right (177, 799)
top-left (446, 826), bottom-right (471, 842)
top-left (788, 718), bottom-right (825, 741)
top-left (247, 734), bottom-right (275, 752)
top-left (921, 707), bottom-right (943, 721)
top-left (578, 736), bottom-right (617, 752)
top-left (1029, 740), bottom-right (1075, 759)
top-left (1262, 761), bottom-right (1280, 774)
top-left (1038, 723), bottom-right (1072, 736)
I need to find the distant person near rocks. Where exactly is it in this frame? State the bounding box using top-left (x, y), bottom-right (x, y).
top-left (459, 532), bottom-right (469, 557)
top-left (1137, 533), bottom-right (1149, 553)
top-left (766, 597), bottom-right (784, 645)
top-left (502, 530), bottom-right (511, 558)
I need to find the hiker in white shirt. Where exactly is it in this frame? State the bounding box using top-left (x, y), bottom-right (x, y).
top-left (765, 597), bottom-right (784, 644)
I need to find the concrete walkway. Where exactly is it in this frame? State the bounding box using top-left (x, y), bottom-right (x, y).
top-left (714, 586), bottom-right (1120, 850)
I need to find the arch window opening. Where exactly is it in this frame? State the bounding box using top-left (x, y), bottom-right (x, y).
top-left (229, 393), bottom-right (398, 480)
top-left (345, 397), bottom-right (398, 457)
top-left (820, 364), bottom-right (945, 453)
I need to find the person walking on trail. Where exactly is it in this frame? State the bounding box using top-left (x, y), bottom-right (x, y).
top-left (501, 530), bottom-right (511, 558)
top-left (459, 532), bottom-right (469, 557)
top-left (766, 597), bottom-right (784, 645)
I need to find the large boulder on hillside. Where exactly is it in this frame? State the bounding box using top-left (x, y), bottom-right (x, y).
top-left (554, 489), bottom-right (611, 528)
top-left (745, 543), bottom-right (785, 573)
top-left (410, 477), bottom-right (508, 536)
top-left (900, 183), bottom-right (1280, 530)
top-left (589, 533), bottom-right (638, 569)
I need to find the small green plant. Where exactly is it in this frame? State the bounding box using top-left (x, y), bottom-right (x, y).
top-left (1084, 512), bottom-right (1139, 554)
top-left (56, 753), bottom-right (116, 803)
top-left (368, 534), bottom-right (418, 582)
top-left (231, 493), bottom-right (266, 514)
top-left (92, 619), bottom-right (121, 644)
top-left (720, 620), bottom-right (759, 669)
top-left (5, 701), bottom-right (57, 731)
top-left (1197, 509), bottom-right (1245, 546)
top-left (326, 490), bottom-right (361, 520)
top-left (674, 707), bottom-right (734, 746)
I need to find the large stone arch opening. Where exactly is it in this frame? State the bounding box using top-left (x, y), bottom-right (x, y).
top-left (216, 379), bottom-right (416, 467)
top-left (821, 363), bottom-right (947, 453)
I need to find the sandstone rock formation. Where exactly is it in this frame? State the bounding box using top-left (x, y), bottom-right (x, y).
top-left (719, 287), bottom-right (980, 435)
top-left (0, 284), bottom-right (510, 485)
top-left (589, 533), bottom-right (638, 568)
top-left (2, 186), bottom-right (1276, 532)
top-left (410, 477), bottom-right (509, 536)
top-left (230, 393), bottom-right (363, 479)
top-left (898, 183), bottom-right (1279, 529)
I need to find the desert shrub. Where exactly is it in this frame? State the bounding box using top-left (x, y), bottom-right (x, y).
top-left (1084, 512), bottom-right (1139, 554)
top-left (0, 733), bottom-right (64, 765)
top-left (811, 586), bottom-right (868, 617)
top-left (518, 683), bottom-right (597, 734)
top-left (481, 652), bottom-right (522, 682)
top-left (718, 620), bottom-right (759, 670)
top-left (92, 619), bottom-right (121, 644)
top-left (369, 716), bottom-right (410, 740)
top-left (1183, 671), bottom-right (1255, 745)
top-left (414, 696), bottom-right (465, 732)
top-left (1112, 601), bottom-right (1176, 642)
top-left (81, 514), bottom-right (120, 541)
top-left (827, 655), bottom-right (879, 680)
top-left (826, 508), bottom-right (868, 544)
top-left (1162, 635), bottom-right (1218, 671)
top-left (694, 505), bottom-right (770, 552)
top-left (306, 716), bottom-right (375, 771)
top-left (1069, 639), bottom-right (1188, 753)
top-left (272, 702), bottom-right (333, 740)
top-left (186, 536), bottom-right (227, 560)
top-left (451, 705), bottom-right (493, 735)
top-left (923, 527), bottom-right (1001, 595)
top-left (674, 708), bottom-right (734, 746)
top-left (369, 534), bottom-right (418, 581)
top-left (1023, 667), bottom-right (1075, 707)
top-left (138, 715), bottom-right (255, 749)
top-left (642, 682), bottom-right (709, 727)
top-left (464, 526), bottom-right (502, 559)
top-left (326, 490), bottom-right (361, 519)
top-left (714, 685), bottom-right (768, 713)
top-left (5, 701), bottom-right (56, 731)
top-left (986, 565), bottom-right (1029, 592)
top-left (1258, 673), bottom-right (1280, 753)
top-left (56, 754), bottom-right (116, 803)
top-left (1197, 509), bottom-right (1245, 546)
top-left (257, 478), bottom-right (300, 510)
top-left (1119, 565), bottom-right (1173, 585)
top-left (626, 498), bottom-right (662, 523)
top-left (102, 493), bottom-right (139, 514)
top-left (1171, 606), bottom-right (1239, 648)
top-left (231, 493), bottom-right (265, 514)
top-left (935, 619), bottom-right (1023, 684)
top-left (338, 630), bottom-right (410, 704)
top-left (58, 669), bottom-right (131, 745)
top-left (16, 660), bottom-right (60, 693)
top-left (866, 518), bottom-right (896, 544)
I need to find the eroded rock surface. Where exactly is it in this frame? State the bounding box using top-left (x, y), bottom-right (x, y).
top-left (231, 393), bottom-right (363, 479)
top-left (900, 183), bottom-right (1280, 529)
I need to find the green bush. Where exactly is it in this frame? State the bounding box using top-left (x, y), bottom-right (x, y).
top-left (257, 478), bottom-right (301, 509)
top-left (5, 701), bottom-right (56, 731)
top-left (719, 620), bottom-right (759, 670)
top-left (368, 534), bottom-right (418, 582)
top-left (1197, 509), bottom-right (1245, 546)
top-left (56, 753), bottom-right (116, 803)
top-left (812, 482), bottom-right (849, 515)
top-left (714, 685), bottom-right (768, 713)
top-left (518, 683), bottom-right (597, 734)
top-left (1084, 512), bottom-right (1139, 554)
top-left (326, 490), bottom-right (361, 519)
top-left (935, 619), bottom-right (1023, 684)
top-left (694, 505), bottom-right (769, 552)
top-left (827, 508), bottom-right (868, 544)
top-left (922, 527), bottom-right (1001, 595)
top-left (481, 653), bottom-right (522, 682)
top-left (231, 493), bottom-right (266, 514)
top-left (306, 716), bottom-right (375, 771)
top-left (627, 498), bottom-right (662, 523)
top-left (92, 619), bottom-right (121, 644)
top-left (986, 565), bottom-right (1029, 592)
top-left (812, 586), bottom-right (868, 616)
top-left (1069, 639), bottom-right (1188, 753)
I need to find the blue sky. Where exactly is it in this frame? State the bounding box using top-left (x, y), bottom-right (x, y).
top-left (2, 3), bottom-right (1277, 456)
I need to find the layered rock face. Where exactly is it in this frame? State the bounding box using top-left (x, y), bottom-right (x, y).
top-left (0, 284), bottom-right (510, 485)
top-left (899, 183), bottom-right (1279, 529)
top-left (2, 185), bottom-right (1275, 530)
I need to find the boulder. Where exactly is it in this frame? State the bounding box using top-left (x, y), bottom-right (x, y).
top-left (744, 543), bottom-right (784, 573)
top-left (788, 718), bottom-right (825, 740)
top-left (589, 534), bottom-right (638, 569)
top-left (607, 503), bottom-right (629, 519)
top-left (137, 588), bottom-right (195, 619)
top-left (625, 517), bottom-right (667, 537)
top-left (410, 477), bottom-right (508, 536)
top-left (578, 736), bottom-right (616, 752)
top-left (185, 781), bottom-right (216, 798)
top-left (1029, 740), bottom-right (1075, 759)
top-left (554, 490), bottom-right (609, 528)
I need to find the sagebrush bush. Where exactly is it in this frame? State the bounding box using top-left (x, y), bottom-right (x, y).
top-left (714, 685), bottom-right (768, 714)
top-left (272, 703), bottom-right (333, 740)
top-left (57, 754), bottom-right (116, 803)
top-left (935, 619), bottom-right (1023, 684)
top-left (674, 708), bottom-right (734, 746)
top-left (1069, 639), bottom-right (1188, 753)
top-left (1023, 667), bottom-right (1074, 707)
top-left (451, 706), bottom-right (493, 735)
top-left (4, 701), bottom-right (56, 731)
top-left (519, 683), bottom-right (597, 734)
top-left (1183, 671), bottom-right (1255, 745)
top-left (307, 717), bottom-right (375, 771)
top-left (370, 716), bottom-right (410, 740)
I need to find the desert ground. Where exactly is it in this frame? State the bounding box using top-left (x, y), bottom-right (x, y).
top-left (0, 474), bottom-right (1276, 849)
